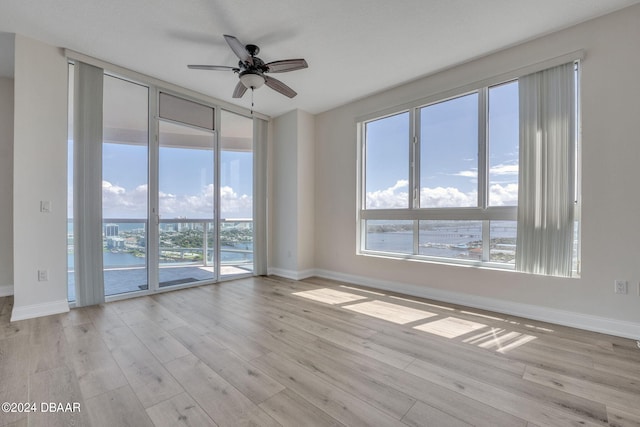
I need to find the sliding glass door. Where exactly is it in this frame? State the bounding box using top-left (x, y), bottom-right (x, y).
top-left (68, 64), bottom-right (255, 305)
top-left (157, 120), bottom-right (215, 288)
top-left (219, 110), bottom-right (254, 277)
top-left (68, 67), bottom-right (257, 303)
top-left (102, 74), bottom-right (149, 296)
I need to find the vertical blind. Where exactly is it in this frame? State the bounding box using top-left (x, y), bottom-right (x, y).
top-left (516, 62), bottom-right (576, 277)
top-left (73, 62), bottom-right (106, 306)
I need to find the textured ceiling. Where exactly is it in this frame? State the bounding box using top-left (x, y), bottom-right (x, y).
top-left (1, 0), bottom-right (638, 116)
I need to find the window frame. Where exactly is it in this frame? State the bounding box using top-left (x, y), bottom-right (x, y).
top-left (357, 58), bottom-right (582, 273)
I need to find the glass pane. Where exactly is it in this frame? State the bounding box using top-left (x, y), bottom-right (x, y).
top-left (67, 64), bottom-right (75, 302)
top-left (418, 220), bottom-right (482, 260)
top-left (420, 93), bottom-right (478, 207)
top-left (102, 75), bottom-right (149, 296)
top-left (220, 110), bottom-right (254, 276)
top-left (158, 120), bottom-right (215, 287)
top-left (489, 221), bottom-right (516, 263)
top-left (488, 81), bottom-right (519, 206)
top-left (364, 220), bottom-right (413, 254)
top-left (573, 220), bottom-right (580, 275)
top-left (364, 112), bottom-right (410, 209)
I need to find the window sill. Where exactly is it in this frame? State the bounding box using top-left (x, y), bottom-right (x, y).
top-left (358, 250), bottom-right (580, 278)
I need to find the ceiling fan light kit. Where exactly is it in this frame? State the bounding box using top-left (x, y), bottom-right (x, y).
top-left (239, 71), bottom-right (265, 89)
top-left (188, 34), bottom-right (308, 102)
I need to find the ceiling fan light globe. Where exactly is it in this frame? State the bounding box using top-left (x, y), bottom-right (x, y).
top-left (240, 73), bottom-right (265, 89)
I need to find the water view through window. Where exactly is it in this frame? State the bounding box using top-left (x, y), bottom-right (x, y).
top-left (68, 67), bottom-right (256, 301)
top-left (365, 220), bottom-right (517, 264)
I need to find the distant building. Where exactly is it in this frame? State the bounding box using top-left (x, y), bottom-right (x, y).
top-left (104, 223), bottom-right (119, 237)
top-left (107, 237), bottom-right (126, 249)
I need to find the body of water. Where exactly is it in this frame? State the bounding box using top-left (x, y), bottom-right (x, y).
top-left (68, 244), bottom-right (254, 269)
top-left (366, 222), bottom-right (517, 261)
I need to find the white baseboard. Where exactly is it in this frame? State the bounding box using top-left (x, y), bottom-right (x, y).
top-left (313, 269), bottom-right (640, 341)
top-left (0, 284), bottom-right (13, 297)
top-left (11, 299), bottom-right (70, 322)
top-left (268, 267), bottom-right (315, 281)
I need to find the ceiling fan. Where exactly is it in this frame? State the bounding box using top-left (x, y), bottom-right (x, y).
top-left (188, 34), bottom-right (308, 99)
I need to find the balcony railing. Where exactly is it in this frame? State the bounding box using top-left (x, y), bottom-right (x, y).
top-left (68, 218), bottom-right (254, 299)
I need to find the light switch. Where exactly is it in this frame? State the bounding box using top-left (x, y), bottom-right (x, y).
top-left (40, 201), bottom-right (51, 213)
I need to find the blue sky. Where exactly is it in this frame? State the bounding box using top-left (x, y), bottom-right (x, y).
top-left (69, 142), bottom-right (254, 220)
top-left (68, 70), bottom-right (254, 221)
top-left (365, 81), bottom-right (519, 209)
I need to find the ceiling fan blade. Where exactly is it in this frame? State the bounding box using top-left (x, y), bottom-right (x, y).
top-left (265, 76), bottom-right (297, 98)
top-left (265, 59), bottom-right (308, 73)
top-left (232, 80), bottom-right (248, 98)
top-left (188, 64), bottom-right (236, 71)
top-left (224, 34), bottom-right (253, 66)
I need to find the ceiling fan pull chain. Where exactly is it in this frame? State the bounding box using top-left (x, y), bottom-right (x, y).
top-left (251, 87), bottom-right (254, 115)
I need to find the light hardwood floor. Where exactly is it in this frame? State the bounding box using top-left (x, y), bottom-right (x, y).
top-left (1, 275), bottom-right (639, 426)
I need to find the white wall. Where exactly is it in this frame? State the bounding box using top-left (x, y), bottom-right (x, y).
top-left (313, 5), bottom-right (640, 338)
top-left (296, 110), bottom-right (315, 272)
top-left (0, 77), bottom-right (14, 296)
top-left (12, 35), bottom-right (69, 320)
top-left (271, 110), bottom-right (299, 272)
top-left (270, 109), bottom-right (315, 277)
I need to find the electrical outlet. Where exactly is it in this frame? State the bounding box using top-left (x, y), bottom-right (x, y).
top-left (614, 280), bottom-right (627, 294)
top-left (37, 269), bottom-right (48, 282)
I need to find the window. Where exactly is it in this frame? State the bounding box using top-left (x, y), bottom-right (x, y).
top-left (364, 112), bottom-right (410, 209)
top-left (420, 93), bottom-right (478, 208)
top-left (358, 63), bottom-right (579, 276)
top-left (488, 82), bottom-right (519, 207)
top-left (68, 57), bottom-right (265, 305)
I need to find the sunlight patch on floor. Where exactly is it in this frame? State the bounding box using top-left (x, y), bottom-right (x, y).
top-left (391, 296), bottom-right (455, 311)
top-left (291, 286), bottom-right (539, 352)
top-left (343, 300), bottom-right (438, 324)
top-left (523, 323), bottom-right (555, 333)
top-left (464, 327), bottom-right (537, 353)
top-left (413, 316), bottom-right (487, 338)
top-left (293, 288), bottom-right (368, 305)
top-left (460, 310), bottom-right (505, 321)
top-left (339, 285), bottom-right (387, 296)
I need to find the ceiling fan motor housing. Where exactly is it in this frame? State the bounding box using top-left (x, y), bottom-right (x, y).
top-left (245, 44), bottom-right (260, 56)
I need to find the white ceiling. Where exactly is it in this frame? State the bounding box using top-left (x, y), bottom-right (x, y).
top-left (1, 0), bottom-right (638, 117)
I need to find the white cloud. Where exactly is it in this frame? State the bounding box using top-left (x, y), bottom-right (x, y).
top-left (454, 170), bottom-right (477, 178)
top-left (367, 180), bottom-right (518, 208)
top-left (489, 183), bottom-right (518, 206)
top-left (366, 180), bottom-right (409, 209)
top-left (102, 181), bottom-right (147, 216)
top-left (421, 187), bottom-right (476, 207)
top-left (100, 180), bottom-right (252, 219)
top-left (103, 181), bottom-right (126, 195)
top-left (220, 185), bottom-right (253, 218)
top-left (490, 163), bottom-right (519, 175)
top-left (454, 164), bottom-right (517, 179)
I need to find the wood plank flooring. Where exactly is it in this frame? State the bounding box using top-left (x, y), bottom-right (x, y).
top-left (1, 275), bottom-right (639, 426)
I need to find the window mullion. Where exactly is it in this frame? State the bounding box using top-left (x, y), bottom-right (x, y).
top-left (482, 220), bottom-right (490, 261)
top-left (477, 87), bottom-right (488, 209)
top-left (411, 108), bottom-right (420, 254)
top-left (410, 108), bottom-right (419, 209)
